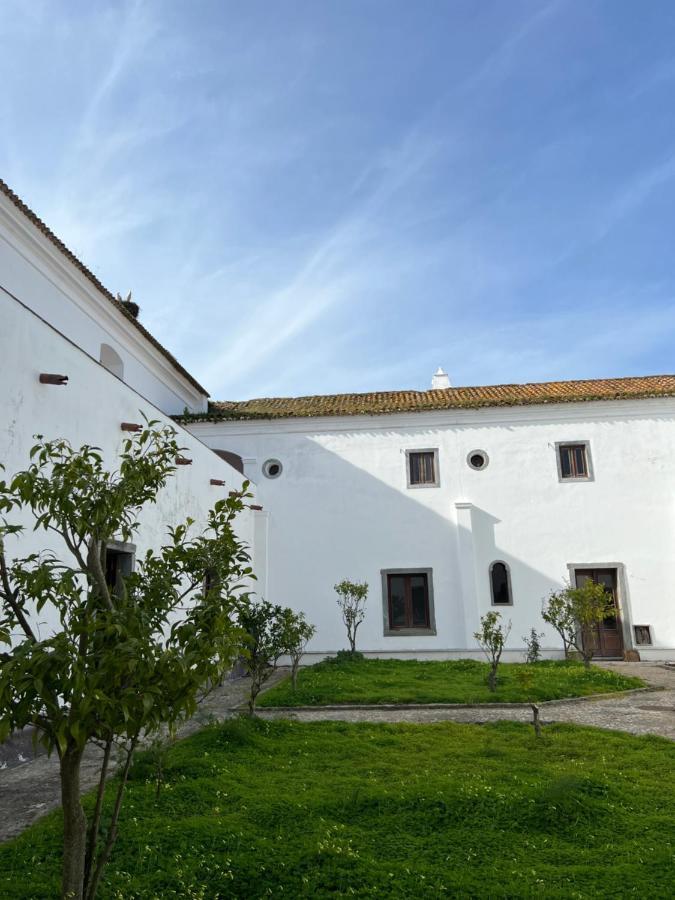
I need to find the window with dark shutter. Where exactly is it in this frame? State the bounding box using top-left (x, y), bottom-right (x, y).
top-left (407, 450), bottom-right (438, 486)
top-left (557, 443), bottom-right (590, 479)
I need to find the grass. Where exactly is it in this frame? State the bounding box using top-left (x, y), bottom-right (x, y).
top-left (257, 658), bottom-right (646, 707)
top-left (0, 718), bottom-right (673, 898)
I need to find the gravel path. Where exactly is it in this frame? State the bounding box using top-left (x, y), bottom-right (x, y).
top-left (256, 663), bottom-right (675, 740)
top-left (1, 663), bottom-right (672, 844)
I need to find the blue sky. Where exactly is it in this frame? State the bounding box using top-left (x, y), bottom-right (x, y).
top-left (3, 0), bottom-right (675, 399)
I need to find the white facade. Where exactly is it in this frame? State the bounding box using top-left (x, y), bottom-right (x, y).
top-left (2, 178), bottom-right (674, 663)
top-left (188, 402), bottom-right (675, 661)
top-left (0, 188), bottom-right (208, 415)
top-left (1, 210), bottom-right (258, 638)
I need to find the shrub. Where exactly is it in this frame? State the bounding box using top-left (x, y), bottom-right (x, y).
top-left (278, 608), bottom-right (316, 689)
top-left (522, 627), bottom-right (544, 664)
top-left (238, 602), bottom-right (315, 709)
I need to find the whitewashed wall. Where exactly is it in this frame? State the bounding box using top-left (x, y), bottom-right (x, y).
top-left (1, 290), bottom-right (257, 639)
top-left (0, 192), bottom-right (208, 415)
top-left (189, 401), bottom-right (675, 661)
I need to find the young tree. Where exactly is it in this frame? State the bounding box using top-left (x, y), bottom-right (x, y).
top-left (474, 611), bottom-right (511, 692)
top-left (522, 627), bottom-right (545, 664)
top-left (237, 600), bottom-right (287, 714)
top-left (0, 423), bottom-right (252, 900)
top-left (542, 580), bottom-right (614, 669)
top-left (334, 579), bottom-right (368, 654)
top-left (278, 608), bottom-right (316, 690)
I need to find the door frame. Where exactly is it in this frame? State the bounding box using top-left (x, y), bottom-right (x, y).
top-left (566, 562), bottom-right (635, 655)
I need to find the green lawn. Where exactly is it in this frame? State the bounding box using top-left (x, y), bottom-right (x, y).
top-left (258, 658), bottom-right (646, 706)
top-left (1, 718), bottom-right (673, 898)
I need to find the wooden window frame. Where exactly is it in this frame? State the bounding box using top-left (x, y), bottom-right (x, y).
top-left (381, 568), bottom-right (436, 635)
top-left (405, 448), bottom-right (440, 489)
top-left (555, 441), bottom-right (594, 482)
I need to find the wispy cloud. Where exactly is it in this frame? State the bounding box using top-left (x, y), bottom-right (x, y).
top-left (4, 0), bottom-right (675, 400)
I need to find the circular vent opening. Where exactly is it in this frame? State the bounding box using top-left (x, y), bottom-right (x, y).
top-left (262, 459), bottom-right (283, 479)
top-left (467, 450), bottom-right (488, 471)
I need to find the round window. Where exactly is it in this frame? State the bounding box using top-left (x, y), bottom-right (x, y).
top-left (467, 450), bottom-right (489, 471)
top-left (262, 458), bottom-right (283, 479)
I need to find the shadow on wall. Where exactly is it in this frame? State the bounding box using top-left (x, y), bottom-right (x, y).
top-left (259, 428), bottom-right (571, 656)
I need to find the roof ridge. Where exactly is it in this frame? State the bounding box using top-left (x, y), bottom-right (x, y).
top-left (176, 374), bottom-right (675, 422)
top-left (0, 177), bottom-right (208, 397)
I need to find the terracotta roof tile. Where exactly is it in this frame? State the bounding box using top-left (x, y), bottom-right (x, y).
top-left (181, 375), bottom-right (675, 422)
top-left (0, 178), bottom-right (208, 397)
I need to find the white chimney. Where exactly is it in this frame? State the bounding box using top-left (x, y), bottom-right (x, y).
top-left (431, 366), bottom-right (451, 390)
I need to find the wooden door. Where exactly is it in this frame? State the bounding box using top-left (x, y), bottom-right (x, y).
top-left (574, 568), bottom-right (624, 658)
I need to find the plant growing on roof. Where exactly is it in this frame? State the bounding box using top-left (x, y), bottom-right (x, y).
top-left (334, 579), bottom-right (368, 655)
top-left (0, 420), bottom-right (252, 900)
top-left (542, 580), bottom-right (616, 669)
top-left (474, 611), bottom-right (511, 691)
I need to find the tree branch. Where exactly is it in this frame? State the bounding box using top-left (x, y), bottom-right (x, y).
top-left (87, 538), bottom-right (113, 612)
top-left (0, 547), bottom-right (37, 642)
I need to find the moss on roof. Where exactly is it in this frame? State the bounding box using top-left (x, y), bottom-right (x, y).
top-left (174, 374), bottom-right (675, 423)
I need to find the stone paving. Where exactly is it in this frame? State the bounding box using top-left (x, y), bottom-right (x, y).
top-left (255, 662), bottom-right (675, 740)
top-left (1, 663), bottom-right (672, 844)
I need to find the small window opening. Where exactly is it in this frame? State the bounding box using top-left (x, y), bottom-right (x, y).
top-left (407, 450), bottom-right (439, 487)
top-left (490, 561), bottom-right (512, 605)
top-left (104, 546), bottom-right (133, 597)
top-left (100, 343), bottom-right (124, 379)
top-left (634, 625), bottom-right (652, 646)
top-left (558, 443), bottom-right (590, 479)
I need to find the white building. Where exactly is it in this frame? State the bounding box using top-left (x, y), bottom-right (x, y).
top-left (2, 176), bottom-right (673, 661)
top-left (0, 178), bottom-right (259, 637)
top-left (184, 369), bottom-right (675, 662)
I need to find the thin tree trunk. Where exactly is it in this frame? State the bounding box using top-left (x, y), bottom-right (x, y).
top-left (84, 739), bottom-right (112, 889)
top-left (61, 748), bottom-right (87, 900)
top-left (248, 678), bottom-right (260, 715)
top-left (85, 738), bottom-right (137, 900)
top-left (291, 658), bottom-right (299, 690)
top-left (488, 665), bottom-right (497, 692)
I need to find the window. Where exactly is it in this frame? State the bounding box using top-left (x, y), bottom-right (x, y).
top-left (467, 450), bottom-right (489, 470)
top-left (383, 571), bottom-right (435, 632)
top-left (556, 442), bottom-right (592, 481)
top-left (104, 544), bottom-right (134, 596)
top-left (489, 561), bottom-right (512, 605)
top-left (406, 449), bottom-right (439, 487)
top-left (634, 625), bottom-right (652, 646)
top-left (262, 459), bottom-right (283, 479)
